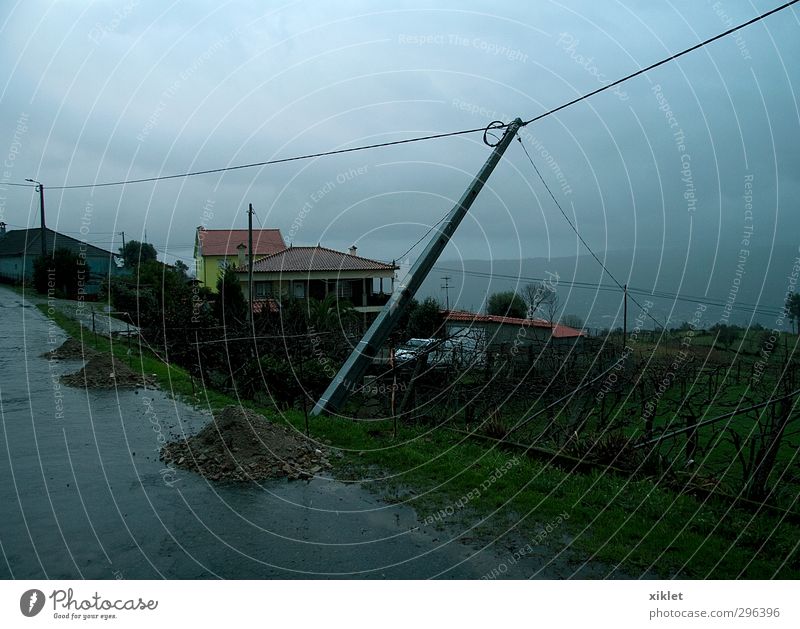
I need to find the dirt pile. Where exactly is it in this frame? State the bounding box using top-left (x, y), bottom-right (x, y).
top-left (61, 354), bottom-right (155, 389)
top-left (42, 337), bottom-right (97, 360)
top-left (160, 406), bottom-right (331, 482)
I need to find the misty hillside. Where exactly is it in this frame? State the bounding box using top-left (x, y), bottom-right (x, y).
top-left (417, 244), bottom-right (799, 331)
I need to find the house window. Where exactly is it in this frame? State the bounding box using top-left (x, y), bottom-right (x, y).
top-left (218, 259), bottom-right (229, 271)
top-left (255, 282), bottom-right (272, 298)
top-left (293, 281), bottom-right (306, 299)
top-left (337, 280), bottom-right (352, 298)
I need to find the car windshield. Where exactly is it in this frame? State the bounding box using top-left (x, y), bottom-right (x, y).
top-left (404, 339), bottom-right (430, 348)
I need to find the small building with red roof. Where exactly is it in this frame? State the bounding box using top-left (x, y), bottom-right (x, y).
top-left (443, 309), bottom-right (586, 350)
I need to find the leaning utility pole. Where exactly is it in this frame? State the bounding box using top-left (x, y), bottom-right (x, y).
top-left (247, 203), bottom-right (255, 324)
top-left (312, 118), bottom-right (523, 415)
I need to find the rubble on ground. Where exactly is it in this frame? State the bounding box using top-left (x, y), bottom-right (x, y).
top-left (61, 354), bottom-right (155, 389)
top-left (160, 405), bottom-right (331, 482)
top-left (42, 337), bottom-right (97, 360)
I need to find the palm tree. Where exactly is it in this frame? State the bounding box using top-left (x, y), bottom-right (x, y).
top-left (306, 293), bottom-right (357, 333)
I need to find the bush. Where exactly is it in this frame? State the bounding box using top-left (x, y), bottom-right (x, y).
top-left (32, 248), bottom-right (89, 299)
top-left (487, 291), bottom-right (526, 319)
top-left (406, 296), bottom-right (444, 338)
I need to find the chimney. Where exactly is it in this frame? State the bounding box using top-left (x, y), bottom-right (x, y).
top-left (349, 245), bottom-right (357, 256)
top-left (237, 243), bottom-right (247, 268)
top-left (0, 222), bottom-right (5, 238)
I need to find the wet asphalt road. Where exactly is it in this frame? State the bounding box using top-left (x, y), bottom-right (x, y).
top-left (0, 286), bottom-right (596, 579)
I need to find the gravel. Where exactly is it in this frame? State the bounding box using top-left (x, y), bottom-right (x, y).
top-left (42, 337), bottom-right (98, 360)
top-left (61, 354), bottom-right (155, 389)
top-left (160, 405), bottom-right (332, 482)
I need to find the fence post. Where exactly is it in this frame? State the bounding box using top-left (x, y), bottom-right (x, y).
top-left (390, 345), bottom-right (397, 439)
top-left (299, 338), bottom-right (309, 437)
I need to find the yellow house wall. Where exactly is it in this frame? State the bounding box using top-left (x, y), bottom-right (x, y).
top-left (197, 254), bottom-right (238, 292)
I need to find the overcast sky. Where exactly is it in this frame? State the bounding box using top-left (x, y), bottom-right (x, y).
top-left (0, 1), bottom-right (798, 272)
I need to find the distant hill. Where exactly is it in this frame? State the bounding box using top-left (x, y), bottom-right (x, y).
top-left (417, 244), bottom-right (799, 332)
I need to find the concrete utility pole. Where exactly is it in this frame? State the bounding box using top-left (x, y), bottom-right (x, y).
top-left (247, 203), bottom-right (254, 324)
top-left (312, 118), bottom-right (523, 416)
top-left (25, 179), bottom-right (46, 258)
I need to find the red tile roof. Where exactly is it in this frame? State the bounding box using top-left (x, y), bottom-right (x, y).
top-left (196, 228), bottom-right (285, 257)
top-left (248, 245), bottom-right (398, 273)
top-left (444, 310), bottom-right (586, 338)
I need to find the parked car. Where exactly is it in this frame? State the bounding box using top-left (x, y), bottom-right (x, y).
top-left (394, 337), bottom-right (484, 368)
top-left (394, 338), bottom-right (438, 364)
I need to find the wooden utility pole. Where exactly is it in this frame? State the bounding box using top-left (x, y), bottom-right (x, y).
top-left (38, 183), bottom-right (46, 258)
top-left (247, 203), bottom-right (254, 323)
top-left (25, 179), bottom-right (46, 258)
top-left (623, 284), bottom-right (628, 349)
top-left (441, 275), bottom-right (451, 311)
top-left (312, 118), bottom-right (524, 415)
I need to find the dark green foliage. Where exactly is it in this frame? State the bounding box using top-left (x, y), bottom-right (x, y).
top-left (173, 259), bottom-right (189, 276)
top-left (119, 240), bottom-right (157, 267)
top-left (406, 296), bottom-right (444, 338)
top-left (710, 323), bottom-right (737, 350)
top-left (787, 292), bottom-right (800, 334)
top-left (305, 293), bottom-right (357, 334)
top-left (487, 290), bottom-right (527, 319)
top-left (33, 248), bottom-right (89, 299)
top-left (214, 266), bottom-right (248, 326)
top-left (103, 263), bottom-right (350, 411)
top-left (104, 259), bottom-right (218, 368)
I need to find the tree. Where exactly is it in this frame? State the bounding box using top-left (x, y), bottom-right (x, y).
top-left (406, 296), bottom-right (444, 338)
top-left (522, 281), bottom-right (559, 323)
top-left (174, 259), bottom-right (189, 278)
top-left (487, 290), bottom-right (526, 319)
top-left (786, 292), bottom-right (800, 335)
top-left (33, 248), bottom-right (89, 299)
top-left (120, 240), bottom-right (157, 267)
top-left (214, 266), bottom-right (247, 325)
top-left (306, 293), bottom-right (357, 334)
top-left (710, 323), bottom-right (737, 350)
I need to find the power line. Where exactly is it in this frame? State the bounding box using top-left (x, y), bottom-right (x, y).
top-left (395, 212), bottom-right (450, 261)
top-left (630, 287), bottom-right (784, 317)
top-left (517, 135), bottom-right (667, 329)
top-left (433, 265), bottom-right (621, 292)
top-left (432, 264), bottom-right (785, 319)
top-left (5, 1), bottom-right (794, 193)
top-left (521, 0), bottom-right (800, 126)
top-left (45, 128), bottom-right (491, 191)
